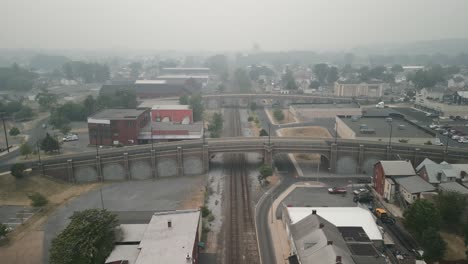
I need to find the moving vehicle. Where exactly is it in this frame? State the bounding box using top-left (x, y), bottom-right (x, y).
top-left (328, 187), bottom-right (347, 194)
top-left (63, 134), bottom-right (79, 142)
top-left (375, 102), bottom-right (384, 108)
top-left (374, 208), bottom-right (396, 224)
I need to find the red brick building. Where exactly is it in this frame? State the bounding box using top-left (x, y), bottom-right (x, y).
top-left (373, 160), bottom-right (416, 197)
top-left (151, 105), bottom-right (193, 124)
top-left (88, 108), bottom-right (150, 146)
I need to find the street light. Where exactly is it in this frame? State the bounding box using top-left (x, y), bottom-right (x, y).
top-left (386, 118), bottom-right (393, 148)
top-left (94, 128), bottom-right (99, 157)
top-left (1, 113), bottom-right (9, 152)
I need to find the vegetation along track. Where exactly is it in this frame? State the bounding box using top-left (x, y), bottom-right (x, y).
top-left (223, 108), bottom-right (259, 264)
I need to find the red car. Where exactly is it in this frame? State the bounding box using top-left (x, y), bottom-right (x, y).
top-left (328, 187), bottom-right (347, 194)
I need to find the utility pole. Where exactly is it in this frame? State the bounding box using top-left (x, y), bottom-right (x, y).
top-left (95, 129), bottom-right (99, 157)
top-left (151, 122), bottom-right (154, 151)
top-left (268, 123), bottom-right (271, 146)
top-left (99, 187), bottom-right (105, 209)
top-left (316, 160), bottom-right (320, 183)
top-left (202, 119), bottom-right (205, 145)
top-left (334, 118), bottom-right (338, 144)
top-left (444, 133), bottom-right (450, 161)
top-left (36, 141), bottom-right (44, 176)
top-left (1, 114), bottom-right (9, 152)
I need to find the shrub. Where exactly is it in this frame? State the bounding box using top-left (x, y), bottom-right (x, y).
top-left (28, 192), bottom-right (48, 207)
top-left (201, 206), bottom-right (211, 217)
top-left (424, 140), bottom-right (432, 145)
top-left (10, 163), bottom-right (26, 179)
top-left (247, 116), bottom-right (254, 122)
top-left (399, 139), bottom-right (409, 143)
top-left (207, 214), bottom-right (215, 222)
top-left (9, 127), bottom-right (20, 136)
top-left (0, 223), bottom-right (9, 237)
top-left (273, 108), bottom-right (284, 121)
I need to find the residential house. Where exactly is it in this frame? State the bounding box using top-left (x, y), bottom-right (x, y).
top-left (393, 176), bottom-right (436, 204)
top-left (373, 160), bottom-right (416, 200)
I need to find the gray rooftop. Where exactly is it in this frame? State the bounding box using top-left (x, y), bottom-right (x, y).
top-left (416, 158), bottom-right (437, 171)
top-left (379, 161), bottom-right (416, 176)
top-left (439, 182), bottom-right (468, 195)
top-left (420, 163), bottom-right (456, 184)
top-left (394, 176), bottom-right (436, 194)
top-left (291, 103), bottom-right (360, 109)
top-left (90, 108), bottom-right (147, 120)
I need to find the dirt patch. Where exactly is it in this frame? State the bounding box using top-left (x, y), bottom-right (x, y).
top-left (277, 126), bottom-right (331, 138)
top-left (178, 175), bottom-right (206, 210)
top-left (295, 153), bottom-right (321, 161)
top-left (441, 231), bottom-right (467, 261)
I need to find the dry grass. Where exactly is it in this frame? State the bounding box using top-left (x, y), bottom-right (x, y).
top-left (277, 126), bottom-right (331, 138)
top-left (178, 175), bottom-right (206, 210)
top-left (441, 231), bottom-right (467, 261)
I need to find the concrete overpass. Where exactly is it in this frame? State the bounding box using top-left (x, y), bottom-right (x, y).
top-left (16, 137), bottom-right (468, 183)
top-left (201, 93), bottom-right (375, 108)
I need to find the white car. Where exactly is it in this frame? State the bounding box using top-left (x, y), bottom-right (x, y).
top-left (459, 138), bottom-right (468, 143)
top-left (429, 124), bottom-right (438, 129)
top-left (452, 135), bottom-right (461, 140)
top-left (63, 134), bottom-right (79, 142)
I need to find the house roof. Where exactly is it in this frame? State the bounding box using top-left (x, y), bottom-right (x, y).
top-left (136, 209), bottom-right (200, 264)
top-left (439, 182), bottom-right (468, 195)
top-left (394, 176), bottom-right (436, 194)
top-left (89, 108), bottom-right (147, 121)
top-left (287, 209), bottom-right (386, 264)
top-left (379, 160), bottom-right (416, 177)
top-left (416, 158), bottom-right (437, 171)
top-left (456, 91), bottom-right (468, 99)
top-left (422, 163), bottom-right (454, 184)
top-left (105, 245), bottom-right (140, 264)
top-left (287, 207), bottom-right (382, 241)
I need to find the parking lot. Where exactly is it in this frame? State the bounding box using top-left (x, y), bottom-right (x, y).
top-left (280, 185), bottom-right (357, 208)
top-left (0, 205), bottom-right (40, 230)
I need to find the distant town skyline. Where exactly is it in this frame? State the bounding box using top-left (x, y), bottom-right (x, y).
top-left (2, 0), bottom-right (468, 52)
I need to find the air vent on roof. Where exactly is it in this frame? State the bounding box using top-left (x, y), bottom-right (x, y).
top-left (168, 220), bottom-right (172, 228)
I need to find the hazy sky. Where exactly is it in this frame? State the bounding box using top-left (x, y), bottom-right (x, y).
top-left (2, 0), bottom-right (468, 51)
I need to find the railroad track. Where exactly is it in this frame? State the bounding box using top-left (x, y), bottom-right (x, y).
top-left (224, 108), bottom-right (259, 264)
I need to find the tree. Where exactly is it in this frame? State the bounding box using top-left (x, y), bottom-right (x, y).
top-left (208, 112), bottom-right (223, 138)
top-left (234, 68), bottom-right (252, 92)
top-left (20, 143), bottom-right (32, 158)
top-left (28, 192), bottom-right (48, 207)
top-left (36, 92), bottom-right (58, 110)
top-left (0, 223), bottom-right (8, 237)
top-left (129, 62), bottom-right (142, 78)
top-left (391, 64), bottom-right (404, 74)
top-left (179, 95), bottom-right (189, 105)
top-left (189, 94), bottom-right (204, 122)
top-left (313, 64), bottom-right (329, 84)
top-left (309, 80), bottom-right (320, 89)
top-left (403, 199), bottom-right (441, 239)
top-left (14, 106), bottom-right (34, 120)
top-left (327, 66), bottom-right (339, 84)
top-left (420, 228), bottom-right (447, 262)
top-left (259, 164), bottom-right (273, 180)
top-left (249, 102), bottom-right (257, 112)
top-left (83, 95), bottom-right (97, 116)
top-left (49, 209), bottom-right (118, 264)
top-left (273, 108), bottom-right (284, 121)
top-left (259, 129), bottom-right (268, 136)
top-left (204, 54), bottom-right (228, 78)
top-left (10, 163), bottom-right (26, 179)
top-left (41, 133), bottom-right (60, 153)
top-left (436, 191), bottom-right (466, 227)
top-left (0, 65), bottom-right (37, 91)
top-left (9, 127), bottom-right (20, 136)
top-left (282, 69), bottom-right (297, 90)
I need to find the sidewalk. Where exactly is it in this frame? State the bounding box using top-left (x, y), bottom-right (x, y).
top-left (267, 182), bottom-right (325, 264)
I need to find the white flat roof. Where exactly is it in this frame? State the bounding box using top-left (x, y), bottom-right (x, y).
top-left (135, 80), bottom-right (167, 84)
top-left (136, 210), bottom-right (200, 264)
top-left (105, 245), bottom-right (140, 264)
top-left (151, 105), bottom-right (190, 110)
top-left (156, 75), bottom-right (209, 79)
top-left (287, 207), bottom-right (382, 240)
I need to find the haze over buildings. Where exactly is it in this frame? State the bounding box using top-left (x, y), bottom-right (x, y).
top-left (2, 0), bottom-right (468, 51)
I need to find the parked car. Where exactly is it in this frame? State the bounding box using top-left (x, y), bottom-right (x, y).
top-left (459, 138), bottom-right (468, 143)
top-left (353, 189), bottom-right (368, 195)
top-left (328, 187), bottom-right (347, 194)
top-left (452, 135), bottom-right (461, 140)
top-left (63, 134), bottom-right (79, 142)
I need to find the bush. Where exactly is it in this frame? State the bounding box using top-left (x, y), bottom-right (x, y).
top-left (10, 163), bottom-right (26, 179)
top-left (207, 214), bottom-right (215, 222)
top-left (247, 116), bottom-right (254, 122)
top-left (201, 206), bottom-right (211, 218)
top-left (9, 127), bottom-right (20, 136)
top-left (273, 108), bottom-right (284, 121)
top-left (0, 223), bottom-right (9, 237)
top-left (259, 164), bottom-right (273, 180)
top-left (398, 139), bottom-right (409, 143)
top-left (424, 140), bottom-right (432, 145)
top-left (28, 192), bottom-right (48, 207)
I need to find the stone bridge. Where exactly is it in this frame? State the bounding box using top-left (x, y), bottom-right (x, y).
top-left (27, 137), bottom-right (468, 183)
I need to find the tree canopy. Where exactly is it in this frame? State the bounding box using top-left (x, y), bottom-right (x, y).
top-left (49, 209), bottom-right (118, 264)
top-left (234, 68), bottom-right (252, 92)
top-left (62, 61), bottom-right (110, 83)
top-left (36, 92), bottom-right (58, 110)
top-left (420, 228), bottom-right (447, 262)
top-left (11, 163), bottom-right (26, 179)
top-left (0, 64), bottom-right (37, 91)
top-left (436, 191), bottom-right (466, 227)
top-left (41, 133), bottom-right (60, 153)
top-left (313, 63), bottom-right (329, 84)
top-left (204, 54), bottom-right (228, 78)
top-left (403, 199), bottom-right (441, 239)
top-left (282, 69), bottom-right (297, 90)
top-left (189, 94), bottom-right (204, 122)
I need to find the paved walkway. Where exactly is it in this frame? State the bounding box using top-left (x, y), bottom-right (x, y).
top-left (267, 182), bottom-right (325, 263)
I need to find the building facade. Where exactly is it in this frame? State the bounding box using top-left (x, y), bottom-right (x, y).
top-left (334, 81), bottom-right (384, 97)
top-left (151, 105), bottom-right (193, 124)
top-left (88, 108), bottom-right (150, 146)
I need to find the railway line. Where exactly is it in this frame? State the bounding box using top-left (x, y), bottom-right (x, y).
top-left (223, 108), bottom-right (259, 264)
